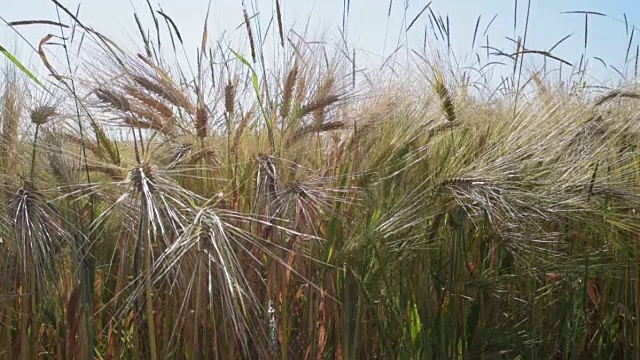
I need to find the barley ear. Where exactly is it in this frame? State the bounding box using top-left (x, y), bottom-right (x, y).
top-left (280, 63), bottom-right (298, 120)
top-left (432, 68), bottom-right (456, 123)
top-left (196, 103), bottom-right (208, 139)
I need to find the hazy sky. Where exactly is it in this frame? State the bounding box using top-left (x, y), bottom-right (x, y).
top-left (2, 0), bottom-right (640, 84)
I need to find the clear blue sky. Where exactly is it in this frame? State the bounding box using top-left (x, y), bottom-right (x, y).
top-left (2, 0), bottom-right (640, 84)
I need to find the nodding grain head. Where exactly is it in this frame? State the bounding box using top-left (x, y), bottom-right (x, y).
top-left (312, 74), bottom-right (336, 125)
top-left (132, 105), bottom-right (174, 135)
top-left (123, 115), bottom-right (170, 135)
top-left (298, 94), bottom-right (341, 123)
top-left (128, 163), bottom-right (156, 194)
top-left (124, 84), bottom-right (174, 119)
top-left (95, 87), bottom-right (131, 112)
top-left (131, 73), bottom-right (194, 113)
top-left (288, 120), bottom-right (345, 144)
top-left (594, 90), bottom-right (640, 107)
top-left (30, 105), bottom-right (57, 125)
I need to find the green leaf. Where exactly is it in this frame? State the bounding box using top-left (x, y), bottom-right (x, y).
top-left (466, 301), bottom-right (481, 348)
top-left (230, 49), bottom-right (252, 69)
top-left (251, 72), bottom-right (260, 99)
top-left (0, 44), bottom-right (45, 89)
top-left (230, 48), bottom-right (275, 150)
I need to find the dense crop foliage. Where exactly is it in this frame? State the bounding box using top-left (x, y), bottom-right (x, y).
top-left (2, 1), bottom-right (640, 359)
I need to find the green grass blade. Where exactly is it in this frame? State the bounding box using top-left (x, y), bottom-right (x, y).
top-left (0, 44), bottom-right (45, 88)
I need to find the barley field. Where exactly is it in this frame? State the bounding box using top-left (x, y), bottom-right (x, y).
top-left (1, 1), bottom-right (640, 359)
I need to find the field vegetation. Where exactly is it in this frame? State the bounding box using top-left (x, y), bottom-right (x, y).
top-left (1, 1), bottom-right (640, 359)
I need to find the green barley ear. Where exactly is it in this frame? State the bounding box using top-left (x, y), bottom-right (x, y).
top-left (432, 67), bottom-right (456, 123)
top-left (313, 73), bottom-right (336, 125)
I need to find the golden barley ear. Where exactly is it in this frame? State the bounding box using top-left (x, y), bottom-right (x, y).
top-left (124, 84), bottom-right (174, 118)
top-left (131, 71), bottom-right (195, 114)
top-left (130, 106), bottom-right (175, 136)
top-left (195, 104), bottom-right (208, 139)
top-left (287, 121), bottom-right (345, 145)
top-left (280, 62), bottom-right (298, 120)
top-left (312, 74), bottom-right (336, 125)
top-left (225, 81), bottom-right (236, 115)
top-left (95, 87), bottom-right (131, 112)
top-left (297, 94), bottom-right (341, 121)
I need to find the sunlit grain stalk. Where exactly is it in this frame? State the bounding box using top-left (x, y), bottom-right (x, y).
top-left (1, 79), bottom-right (21, 173)
top-left (129, 163), bottom-right (159, 360)
top-left (6, 5), bottom-right (640, 357)
top-left (224, 81), bottom-right (238, 209)
top-left (50, 22), bottom-right (98, 360)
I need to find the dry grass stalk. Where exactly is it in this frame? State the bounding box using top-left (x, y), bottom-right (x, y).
top-left (1, 81), bottom-right (21, 170)
top-left (275, 0), bottom-right (285, 47)
top-left (61, 133), bottom-right (101, 158)
top-left (594, 90), bottom-right (640, 107)
top-left (235, 111), bottom-right (252, 145)
top-left (86, 164), bottom-right (124, 181)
